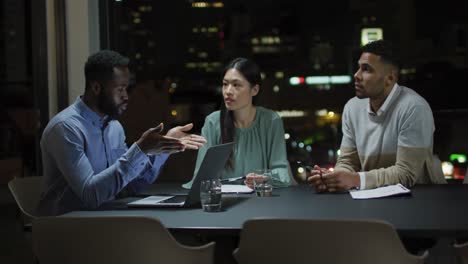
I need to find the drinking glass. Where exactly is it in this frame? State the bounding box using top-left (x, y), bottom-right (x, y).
top-left (200, 179), bottom-right (222, 212)
top-left (253, 169), bottom-right (273, 197)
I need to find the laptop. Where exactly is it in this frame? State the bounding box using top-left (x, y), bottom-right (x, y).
top-left (127, 142), bottom-right (234, 208)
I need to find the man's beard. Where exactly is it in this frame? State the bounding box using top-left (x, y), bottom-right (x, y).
top-left (355, 87), bottom-right (369, 99)
top-left (97, 92), bottom-right (120, 120)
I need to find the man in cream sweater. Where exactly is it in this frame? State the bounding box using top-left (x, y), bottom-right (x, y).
top-left (308, 40), bottom-right (446, 193)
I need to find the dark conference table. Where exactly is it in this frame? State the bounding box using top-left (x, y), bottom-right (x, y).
top-left (63, 183), bottom-right (468, 238)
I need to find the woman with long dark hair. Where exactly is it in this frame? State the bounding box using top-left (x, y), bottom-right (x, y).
top-left (184, 57), bottom-right (290, 188)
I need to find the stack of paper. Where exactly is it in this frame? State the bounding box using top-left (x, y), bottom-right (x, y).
top-left (349, 183), bottom-right (411, 199)
top-left (221, 184), bottom-right (254, 194)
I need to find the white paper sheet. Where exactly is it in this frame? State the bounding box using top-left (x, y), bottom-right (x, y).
top-left (349, 184), bottom-right (411, 199)
top-left (221, 184), bottom-right (254, 194)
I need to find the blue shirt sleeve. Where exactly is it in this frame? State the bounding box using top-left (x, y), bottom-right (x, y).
top-left (127, 152), bottom-right (170, 192)
top-left (47, 122), bottom-right (156, 208)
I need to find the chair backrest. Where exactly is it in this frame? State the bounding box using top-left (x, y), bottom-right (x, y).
top-left (8, 176), bottom-right (42, 223)
top-left (454, 241), bottom-right (468, 264)
top-left (32, 216), bottom-right (215, 264)
top-left (234, 218), bottom-right (428, 264)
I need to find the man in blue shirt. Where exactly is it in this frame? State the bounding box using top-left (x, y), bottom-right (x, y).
top-left (37, 50), bottom-right (206, 216)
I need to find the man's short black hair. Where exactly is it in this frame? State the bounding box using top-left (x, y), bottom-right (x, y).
top-left (84, 50), bottom-right (130, 90)
top-left (361, 40), bottom-right (400, 70)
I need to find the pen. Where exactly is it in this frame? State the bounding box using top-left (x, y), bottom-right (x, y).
top-left (320, 169), bottom-right (329, 189)
top-left (398, 184), bottom-right (409, 191)
top-left (220, 176), bottom-right (246, 183)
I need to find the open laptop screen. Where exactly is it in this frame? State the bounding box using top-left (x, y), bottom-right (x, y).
top-left (127, 142), bottom-right (234, 208)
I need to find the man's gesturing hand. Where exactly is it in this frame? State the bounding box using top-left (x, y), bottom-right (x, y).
top-left (136, 123), bottom-right (185, 155)
top-left (166, 123), bottom-right (207, 150)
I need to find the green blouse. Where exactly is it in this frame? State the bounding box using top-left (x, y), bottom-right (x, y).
top-left (183, 107), bottom-right (291, 188)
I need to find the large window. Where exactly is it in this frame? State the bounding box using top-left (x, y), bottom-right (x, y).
top-left (102, 0), bottom-right (468, 181)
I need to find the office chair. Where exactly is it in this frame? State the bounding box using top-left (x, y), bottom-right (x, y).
top-left (234, 218), bottom-right (428, 264)
top-left (454, 241), bottom-right (468, 264)
top-left (32, 216), bottom-right (215, 264)
top-left (8, 176), bottom-right (42, 229)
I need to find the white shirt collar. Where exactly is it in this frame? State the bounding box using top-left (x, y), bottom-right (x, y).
top-left (367, 83), bottom-right (400, 116)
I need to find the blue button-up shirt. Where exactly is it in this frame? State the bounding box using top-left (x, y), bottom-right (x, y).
top-left (38, 97), bottom-right (169, 215)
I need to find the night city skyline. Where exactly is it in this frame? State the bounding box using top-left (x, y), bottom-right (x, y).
top-left (102, 0), bottom-right (468, 175)
top-left (1, 0), bottom-right (468, 178)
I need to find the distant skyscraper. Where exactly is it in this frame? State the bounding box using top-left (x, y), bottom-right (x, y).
top-left (0, 0), bottom-right (32, 108)
top-left (1, 0), bottom-right (29, 84)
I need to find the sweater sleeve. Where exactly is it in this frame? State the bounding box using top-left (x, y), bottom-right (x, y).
top-left (335, 103), bottom-right (362, 173)
top-left (363, 105), bottom-right (435, 189)
top-left (268, 114), bottom-right (291, 187)
top-left (334, 147), bottom-right (361, 173)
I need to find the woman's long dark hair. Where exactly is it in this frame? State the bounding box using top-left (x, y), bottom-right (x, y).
top-left (220, 57), bottom-right (262, 169)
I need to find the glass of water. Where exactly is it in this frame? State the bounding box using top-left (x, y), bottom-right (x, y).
top-left (254, 169), bottom-right (273, 197)
top-left (200, 179), bottom-right (222, 212)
